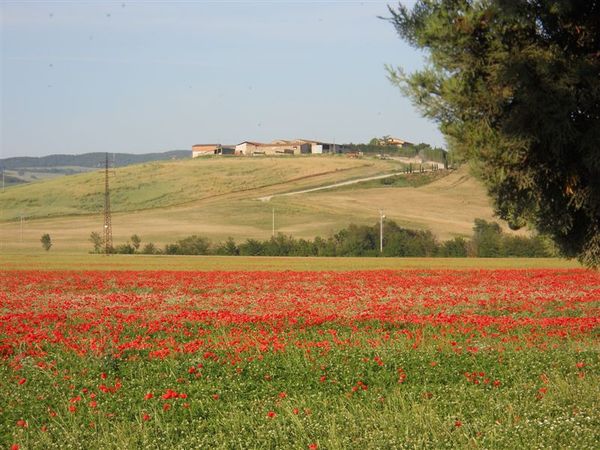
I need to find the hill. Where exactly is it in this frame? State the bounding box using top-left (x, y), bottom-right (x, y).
top-left (0, 150), bottom-right (190, 187)
top-left (0, 150), bottom-right (190, 170)
top-left (0, 155), bottom-right (518, 253)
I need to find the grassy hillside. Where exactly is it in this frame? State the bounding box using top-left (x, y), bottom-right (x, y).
top-left (0, 155), bottom-right (518, 253)
top-left (0, 150), bottom-right (189, 169)
top-left (0, 156), bottom-right (405, 221)
top-left (288, 168), bottom-right (499, 240)
top-left (0, 151), bottom-right (190, 186)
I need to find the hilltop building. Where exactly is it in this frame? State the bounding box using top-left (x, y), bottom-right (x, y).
top-left (377, 137), bottom-right (413, 148)
top-left (192, 144), bottom-right (236, 157)
top-left (192, 139), bottom-right (348, 158)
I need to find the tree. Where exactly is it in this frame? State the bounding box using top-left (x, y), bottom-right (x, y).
top-left (166, 235), bottom-right (210, 255)
top-left (215, 237), bottom-right (239, 256)
top-left (130, 234), bottom-right (141, 252)
top-left (141, 242), bottom-right (160, 255)
top-left (439, 236), bottom-right (468, 257)
top-left (386, 1), bottom-right (600, 266)
top-left (40, 234), bottom-right (52, 251)
top-left (90, 232), bottom-right (103, 253)
top-left (471, 219), bottom-right (502, 257)
top-left (238, 239), bottom-right (265, 256)
top-left (114, 243), bottom-right (135, 254)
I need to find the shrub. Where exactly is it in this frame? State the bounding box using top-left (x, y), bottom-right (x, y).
top-left (40, 234), bottom-right (52, 251)
top-left (439, 237), bottom-right (468, 257)
top-left (239, 239), bottom-right (265, 256)
top-left (90, 232), bottom-right (103, 253)
top-left (141, 242), bottom-right (160, 255)
top-left (114, 243), bottom-right (135, 254)
top-left (214, 238), bottom-right (239, 256)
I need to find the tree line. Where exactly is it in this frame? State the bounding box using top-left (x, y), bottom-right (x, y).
top-left (347, 139), bottom-right (451, 165)
top-left (91, 219), bottom-right (554, 258)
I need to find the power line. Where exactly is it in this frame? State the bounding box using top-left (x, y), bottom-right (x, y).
top-left (103, 153), bottom-right (113, 254)
top-left (379, 209), bottom-right (385, 253)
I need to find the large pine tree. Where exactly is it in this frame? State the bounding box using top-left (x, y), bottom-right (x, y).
top-left (387, 0), bottom-right (600, 266)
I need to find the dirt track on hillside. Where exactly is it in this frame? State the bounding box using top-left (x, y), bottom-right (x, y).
top-left (257, 167), bottom-right (441, 202)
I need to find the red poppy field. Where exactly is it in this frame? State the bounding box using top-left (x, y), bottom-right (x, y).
top-left (1, 269), bottom-right (599, 449)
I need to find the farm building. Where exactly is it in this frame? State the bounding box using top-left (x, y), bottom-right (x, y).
top-left (301, 140), bottom-right (348, 154)
top-left (192, 144), bottom-right (219, 157)
top-left (193, 139), bottom-right (347, 157)
top-left (192, 144), bottom-right (236, 157)
top-left (378, 137), bottom-right (413, 148)
top-left (235, 140), bottom-right (311, 156)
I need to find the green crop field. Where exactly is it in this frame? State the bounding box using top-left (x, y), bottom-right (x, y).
top-left (0, 253), bottom-right (581, 272)
top-left (0, 156), bottom-right (519, 254)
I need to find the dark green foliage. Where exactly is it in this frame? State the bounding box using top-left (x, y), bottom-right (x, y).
top-left (501, 235), bottom-right (553, 258)
top-left (104, 220), bottom-right (552, 258)
top-left (411, 143), bottom-right (448, 164)
top-left (214, 237), bottom-right (239, 256)
top-left (164, 235), bottom-right (211, 255)
top-left (89, 232), bottom-right (103, 254)
top-left (386, 0), bottom-right (600, 266)
top-left (130, 234), bottom-right (141, 252)
top-left (263, 234), bottom-right (298, 256)
top-left (40, 233), bottom-right (52, 251)
top-left (113, 243), bottom-right (135, 254)
top-left (470, 218), bottom-right (555, 257)
top-left (472, 219), bottom-right (503, 257)
top-left (238, 239), bottom-right (265, 256)
top-left (382, 221), bottom-right (439, 256)
top-left (439, 236), bottom-right (469, 257)
top-left (141, 242), bottom-right (160, 255)
top-left (334, 224), bottom-right (380, 256)
top-left (349, 143), bottom-right (418, 158)
top-left (348, 140), bottom-right (449, 164)
top-left (164, 243), bottom-right (180, 255)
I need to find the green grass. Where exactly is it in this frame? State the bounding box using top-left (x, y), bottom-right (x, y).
top-left (0, 252), bottom-right (582, 271)
top-left (0, 156), bottom-right (405, 221)
top-left (3, 314), bottom-right (598, 449)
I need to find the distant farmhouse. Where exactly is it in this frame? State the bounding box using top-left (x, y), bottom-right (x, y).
top-left (192, 144), bottom-right (235, 157)
top-left (377, 136), bottom-right (413, 148)
top-left (192, 139), bottom-right (348, 158)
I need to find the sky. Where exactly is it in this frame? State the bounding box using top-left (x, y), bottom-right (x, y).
top-left (0, 1), bottom-right (444, 158)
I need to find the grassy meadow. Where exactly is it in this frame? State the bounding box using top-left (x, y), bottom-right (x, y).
top-left (2, 268), bottom-right (598, 449)
top-left (0, 156), bottom-right (519, 254)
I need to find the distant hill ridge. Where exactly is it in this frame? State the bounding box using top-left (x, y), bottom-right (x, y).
top-left (0, 150), bottom-right (190, 169)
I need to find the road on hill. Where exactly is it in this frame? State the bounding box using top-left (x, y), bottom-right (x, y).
top-left (257, 167), bottom-right (441, 202)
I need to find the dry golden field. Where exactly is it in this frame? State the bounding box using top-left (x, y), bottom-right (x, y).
top-left (0, 156), bottom-right (519, 253)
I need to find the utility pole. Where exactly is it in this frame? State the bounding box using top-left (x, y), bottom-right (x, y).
top-left (103, 153), bottom-right (113, 254)
top-left (379, 209), bottom-right (385, 253)
top-left (272, 207), bottom-right (275, 237)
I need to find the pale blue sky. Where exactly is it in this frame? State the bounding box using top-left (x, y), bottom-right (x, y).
top-left (1, 1), bottom-right (443, 158)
